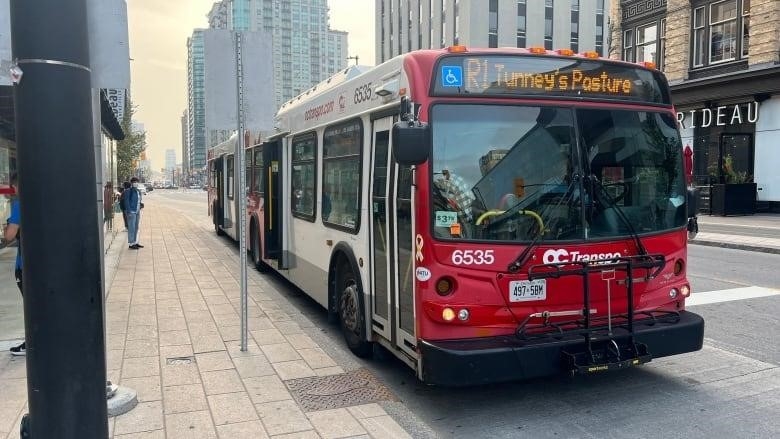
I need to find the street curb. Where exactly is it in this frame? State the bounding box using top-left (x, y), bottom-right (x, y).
top-left (689, 239), bottom-right (780, 255)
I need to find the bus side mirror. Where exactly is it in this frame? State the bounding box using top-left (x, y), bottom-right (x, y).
top-left (392, 121), bottom-right (430, 165)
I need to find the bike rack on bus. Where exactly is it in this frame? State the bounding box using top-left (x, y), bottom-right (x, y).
top-left (521, 254), bottom-right (674, 374)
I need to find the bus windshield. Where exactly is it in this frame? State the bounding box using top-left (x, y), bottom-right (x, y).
top-left (430, 104), bottom-right (686, 242)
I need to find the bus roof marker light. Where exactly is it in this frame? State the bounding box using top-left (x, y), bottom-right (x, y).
top-left (375, 79), bottom-right (399, 98)
top-left (556, 49), bottom-right (575, 56)
top-left (447, 45), bottom-right (468, 53)
top-left (583, 51), bottom-right (600, 58)
top-left (528, 47), bottom-right (547, 55)
top-left (641, 61), bottom-right (657, 70)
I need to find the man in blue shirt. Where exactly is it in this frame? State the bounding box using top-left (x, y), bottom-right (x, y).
top-left (5, 173), bottom-right (24, 355)
top-left (122, 177), bottom-right (144, 250)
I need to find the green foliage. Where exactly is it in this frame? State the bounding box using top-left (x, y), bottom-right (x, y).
top-left (722, 154), bottom-right (752, 184)
top-left (116, 98), bottom-right (146, 182)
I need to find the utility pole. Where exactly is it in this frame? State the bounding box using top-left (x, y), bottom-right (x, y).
top-left (235, 31), bottom-right (249, 351)
top-left (10, 1), bottom-right (109, 437)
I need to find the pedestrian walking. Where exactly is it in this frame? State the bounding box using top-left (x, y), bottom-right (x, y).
top-left (122, 177), bottom-right (144, 250)
top-left (5, 173), bottom-right (25, 355)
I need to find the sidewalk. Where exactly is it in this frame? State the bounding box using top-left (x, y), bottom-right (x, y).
top-left (689, 213), bottom-right (780, 254)
top-left (0, 199), bottom-right (421, 438)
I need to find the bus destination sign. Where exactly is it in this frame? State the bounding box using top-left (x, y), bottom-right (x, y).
top-left (434, 56), bottom-right (669, 105)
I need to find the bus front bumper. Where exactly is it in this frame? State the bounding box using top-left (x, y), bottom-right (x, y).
top-left (418, 310), bottom-right (704, 386)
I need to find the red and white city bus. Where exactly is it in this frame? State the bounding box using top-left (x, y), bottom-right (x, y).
top-left (209, 46), bottom-right (704, 386)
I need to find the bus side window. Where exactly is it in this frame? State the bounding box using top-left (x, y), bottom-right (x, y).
top-left (253, 147), bottom-right (264, 193)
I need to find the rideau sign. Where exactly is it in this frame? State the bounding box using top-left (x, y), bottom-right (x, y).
top-left (677, 101), bottom-right (759, 130)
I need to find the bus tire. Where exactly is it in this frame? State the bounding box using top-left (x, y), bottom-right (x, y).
top-left (337, 263), bottom-right (373, 358)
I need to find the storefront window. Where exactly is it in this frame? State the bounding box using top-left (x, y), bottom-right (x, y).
top-left (688, 103), bottom-right (757, 185)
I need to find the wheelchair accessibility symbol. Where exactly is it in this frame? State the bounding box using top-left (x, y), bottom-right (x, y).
top-left (441, 66), bottom-right (463, 87)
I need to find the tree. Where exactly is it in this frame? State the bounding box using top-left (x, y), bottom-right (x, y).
top-left (116, 98), bottom-right (146, 182)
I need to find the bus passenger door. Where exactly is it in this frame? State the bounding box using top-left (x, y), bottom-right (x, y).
top-left (263, 139), bottom-right (282, 261)
top-left (214, 156), bottom-right (225, 229)
top-left (369, 116), bottom-right (417, 359)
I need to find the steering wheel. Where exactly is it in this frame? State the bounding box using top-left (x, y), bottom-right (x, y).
top-left (600, 181), bottom-right (629, 203)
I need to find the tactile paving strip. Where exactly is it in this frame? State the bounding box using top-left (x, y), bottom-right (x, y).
top-left (285, 368), bottom-right (395, 412)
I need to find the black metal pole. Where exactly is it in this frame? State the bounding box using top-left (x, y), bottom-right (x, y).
top-left (10, 1), bottom-right (109, 438)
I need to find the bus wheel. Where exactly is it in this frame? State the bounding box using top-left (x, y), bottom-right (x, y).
top-left (338, 265), bottom-right (372, 358)
top-left (251, 224), bottom-right (266, 271)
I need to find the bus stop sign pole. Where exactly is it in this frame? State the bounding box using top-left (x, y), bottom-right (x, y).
top-left (10, 0), bottom-right (109, 437)
top-left (235, 31), bottom-right (249, 351)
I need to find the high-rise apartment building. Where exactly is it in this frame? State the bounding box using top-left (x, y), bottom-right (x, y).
top-left (207, 0), bottom-right (349, 108)
top-left (187, 30), bottom-right (206, 175)
top-left (165, 149), bottom-right (176, 172)
top-left (376, 0), bottom-right (609, 64)
top-left (180, 110), bottom-right (188, 180)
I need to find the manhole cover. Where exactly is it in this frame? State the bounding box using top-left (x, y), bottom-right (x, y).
top-left (285, 368), bottom-right (395, 412)
top-left (166, 356), bottom-right (195, 365)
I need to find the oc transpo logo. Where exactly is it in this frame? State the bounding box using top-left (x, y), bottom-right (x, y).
top-left (542, 249), bottom-right (622, 264)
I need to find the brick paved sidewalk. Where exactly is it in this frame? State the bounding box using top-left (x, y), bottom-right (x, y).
top-left (0, 200), bottom-right (414, 439)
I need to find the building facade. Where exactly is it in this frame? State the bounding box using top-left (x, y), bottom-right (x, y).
top-left (165, 149), bottom-right (176, 172)
top-left (610, 0), bottom-right (780, 212)
top-left (207, 0), bottom-right (349, 108)
top-left (187, 30), bottom-right (207, 177)
top-left (375, 0), bottom-right (609, 64)
top-left (180, 110), bottom-right (188, 181)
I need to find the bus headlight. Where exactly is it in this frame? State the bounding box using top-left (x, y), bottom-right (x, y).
top-left (458, 309), bottom-right (470, 321)
top-left (681, 285), bottom-right (691, 297)
top-left (442, 308), bottom-right (456, 321)
top-left (669, 288), bottom-right (679, 299)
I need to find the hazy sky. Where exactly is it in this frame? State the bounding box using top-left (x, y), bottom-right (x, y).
top-left (128, 0), bottom-right (375, 172)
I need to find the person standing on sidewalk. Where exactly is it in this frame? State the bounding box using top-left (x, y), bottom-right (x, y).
top-left (118, 180), bottom-right (130, 230)
top-left (5, 173), bottom-right (25, 355)
top-left (122, 177), bottom-right (144, 250)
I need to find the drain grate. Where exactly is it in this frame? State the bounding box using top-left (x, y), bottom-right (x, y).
top-left (166, 356), bottom-right (195, 365)
top-left (285, 368), bottom-right (395, 412)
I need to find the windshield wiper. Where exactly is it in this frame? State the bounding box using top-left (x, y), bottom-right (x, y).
top-left (588, 174), bottom-right (648, 256)
top-left (506, 176), bottom-right (579, 273)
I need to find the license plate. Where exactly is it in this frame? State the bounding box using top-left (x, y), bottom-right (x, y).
top-left (508, 279), bottom-right (546, 302)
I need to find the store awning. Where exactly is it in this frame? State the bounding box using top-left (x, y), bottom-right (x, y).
top-left (671, 65), bottom-right (780, 108)
top-left (100, 90), bottom-right (125, 140)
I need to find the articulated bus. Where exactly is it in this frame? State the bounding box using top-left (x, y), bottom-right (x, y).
top-left (209, 46), bottom-right (704, 386)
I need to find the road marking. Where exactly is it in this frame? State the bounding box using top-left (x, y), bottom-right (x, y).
top-left (687, 286), bottom-right (780, 307)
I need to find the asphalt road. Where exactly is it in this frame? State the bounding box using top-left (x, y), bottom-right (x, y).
top-left (157, 190), bottom-right (780, 439)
